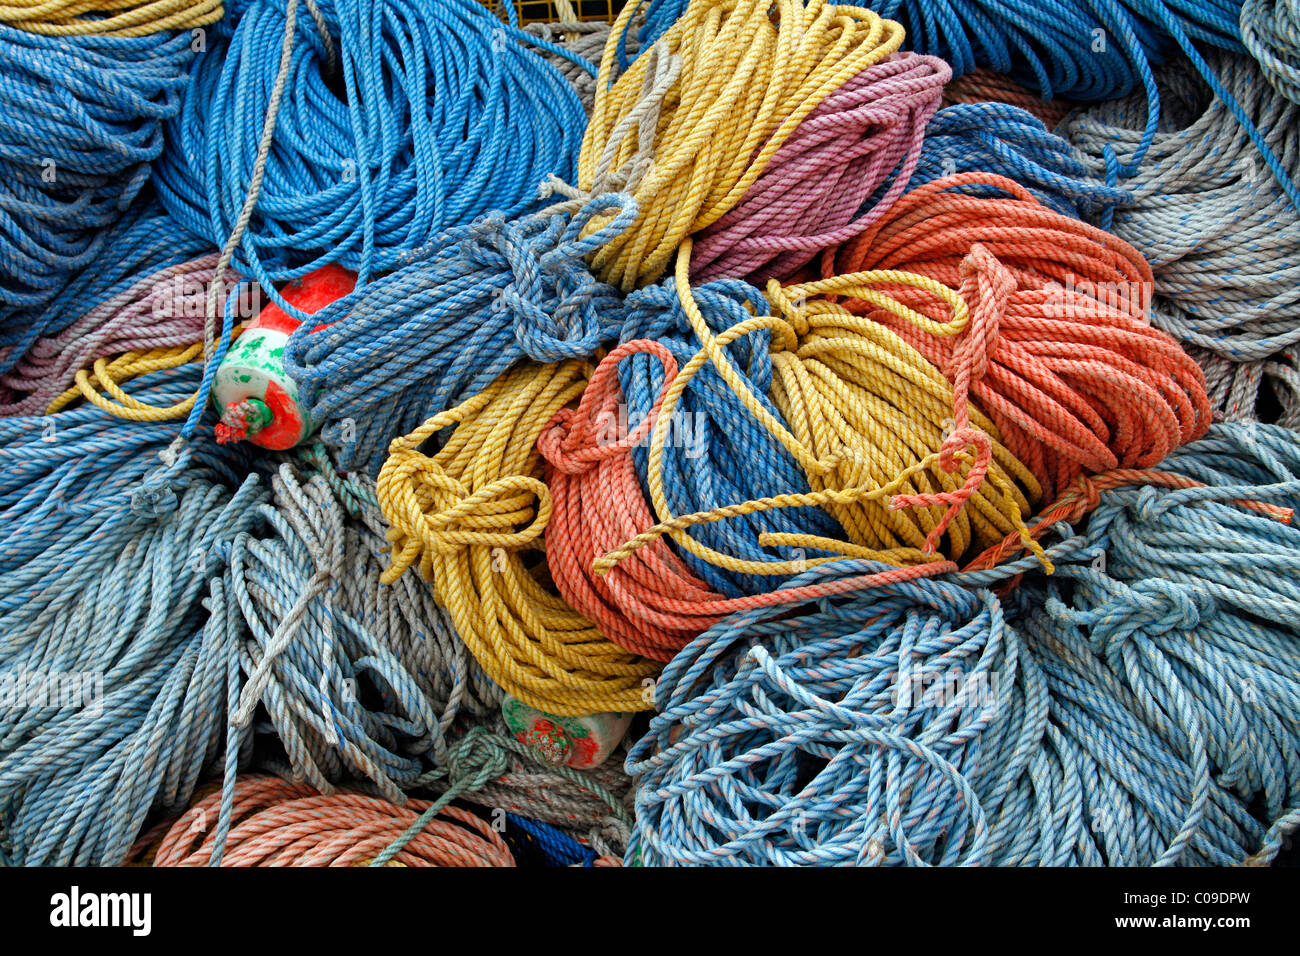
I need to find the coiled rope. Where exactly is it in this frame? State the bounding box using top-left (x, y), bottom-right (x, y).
top-left (906, 103), bottom-right (1130, 221)
top-left (1061, 53), bottom-right (1300, 421)
top-left (599, 239), bottom-right (1043, 581)
top-left (152, 774), bottom-right (516, 866)
top-left (541, 339), bottom-right (957, 660)
top-left (629, 423), bottom-right (1300, 864)
top-left (156, 0), bottom-right (593, 308)
top-left (0, 367), bottom-right (265, 866)
top-left (1240, 0), bottom-right (1300, 105)
top-left (0, 30), bottom-right (201, 319)
top-left (283, 193), bottom-right (635, 473)
top-left (577, 0), bottom-right (933, 288)
top-left (942, 68), bottom-right (1076, 127)
top-left (0, 254), bottom-right (237, 419)
top-left (833, 173), bottom-right (1211, 498)
top-left (378, 358), bottom-right (662, 717)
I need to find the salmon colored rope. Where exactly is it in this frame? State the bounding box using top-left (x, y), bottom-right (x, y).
top-left (830, 172), bottom-right (1212, 499)
top-left (151, 775), bottom-right (515, 867)
top-left (539, 339), bottom-right (956, 660)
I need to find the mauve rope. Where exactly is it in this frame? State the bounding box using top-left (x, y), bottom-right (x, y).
top-left (0, 255), bottom-right (230, 417)
top-left (688, 52), bottom-right (951, 284)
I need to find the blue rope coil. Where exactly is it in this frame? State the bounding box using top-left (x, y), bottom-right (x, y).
top-left (0, 27), bottom-right (198, 321)
top-left (906, 102), bottom-right (1132, 220)
top-left (283, 193), bottom-right (636, 473)
top-left (156, 0), bottom-right (594, 314)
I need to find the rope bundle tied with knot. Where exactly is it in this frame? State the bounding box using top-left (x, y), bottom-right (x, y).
top-left (576, 0), bottom-right (945, 289)
top-left (595, 239), bottom-right (1043, 585)
top-left (377, 359), bottom-right (662, 717)
top-left (283, 193), bottom-right (636, 473)
top-left (833, 172), bottom-right (1211, 499)
top-left (540, 339), bottom-right (956, 661)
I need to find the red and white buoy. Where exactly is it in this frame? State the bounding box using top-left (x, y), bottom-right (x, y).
top-left (213, 264), bottom-right (356, 450)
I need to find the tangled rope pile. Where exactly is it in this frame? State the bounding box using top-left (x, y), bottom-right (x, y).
top-left (1062, 53), bottom-right (1300, 421)
top-left (157, 0), bottom-right (591, 304)
top-left (833, 173), bottom-right (1211, 498)
top-left (283, 194), bottom-right (634, 473)
top-left (216, 444), bottom-right (501, 803)
top-left (0, 368), bottom-right (263, 866)
top-left (576, 0), bottom-right (947, 288)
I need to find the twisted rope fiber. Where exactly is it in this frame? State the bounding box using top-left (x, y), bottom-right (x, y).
top-left (0, 366), bottom-right (268, 866)
top-left (941, 68), bottom-right (1076, 127)
top-left (525, 18), bottom-right (636, 115)
top-left (904, 103), bottom-right (1131, 221)
top-left (578, 0), bottom-right (942, 289)
top-left (832, 172), bottom-right (1211, 500)
top-left (151, 773), bottom-right (515, 865)
top-left (0, 195), bottom-right (212, 375)
top-left (0, 0), bottom-right (221, 35)
top-left (156, 0), bottom-right (594, 314)
top-left (213, 444), bottom-right (502, 805)
top-left (541, 338), bottom-right (957, 661)
top-left (1061, 53), bottom-right (1300, 420)
top-left (0, 28), bottom-right (202, 319)
top-left (628, 433), bottom-right (1300, 865)
top-left (599, 239), bottom-right (1045, 586)
top-left (1241, 0), bottom-right (1300, 104)
top-left (282, 193), bottom-right (637, 474)
top-left (377, 358), bottom-right (662, 717)
top-left (1004, 421), bottom-right (1300, 864)
top-left (0, 254), bottom-right (240, 418)
top-left (611, 277), bottom-right (852, 597)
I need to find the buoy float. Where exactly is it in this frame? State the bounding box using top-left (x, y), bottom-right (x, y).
top-left (213, 264), bottom-right (356, 449)
top-left (501, 695), bottom-right (632, 770)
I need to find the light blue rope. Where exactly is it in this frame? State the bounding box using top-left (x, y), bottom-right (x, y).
top-left (0, 367), bottom-right (266, 866)
top-left (156, 0), bottom-right (595, 319)
top-left (282, 193), bottom-right (637, 473)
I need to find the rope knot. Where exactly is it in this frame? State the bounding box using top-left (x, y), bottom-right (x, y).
top-left (951, 243), bottom-right (1011, 385)
top-left (539, 339), bottom-right (679, 476)
top-left (763, 279), bottom-right (812, 340)
top-left (445, 728), bottom-right (511, 790)
top-left (1086, 578), bottom-right (1217, 657)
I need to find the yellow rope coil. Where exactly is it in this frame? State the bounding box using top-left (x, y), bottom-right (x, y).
top-left (0, 0), bottom-right (223, 36)
top-left (46, 338), bottom-right (228, 418)
top-left (594, 241), bottom-right (1044, 577)
top-left (377, 359), bottom-right (661, 717)
top-left (578, 0), bottom-right (905, 289)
